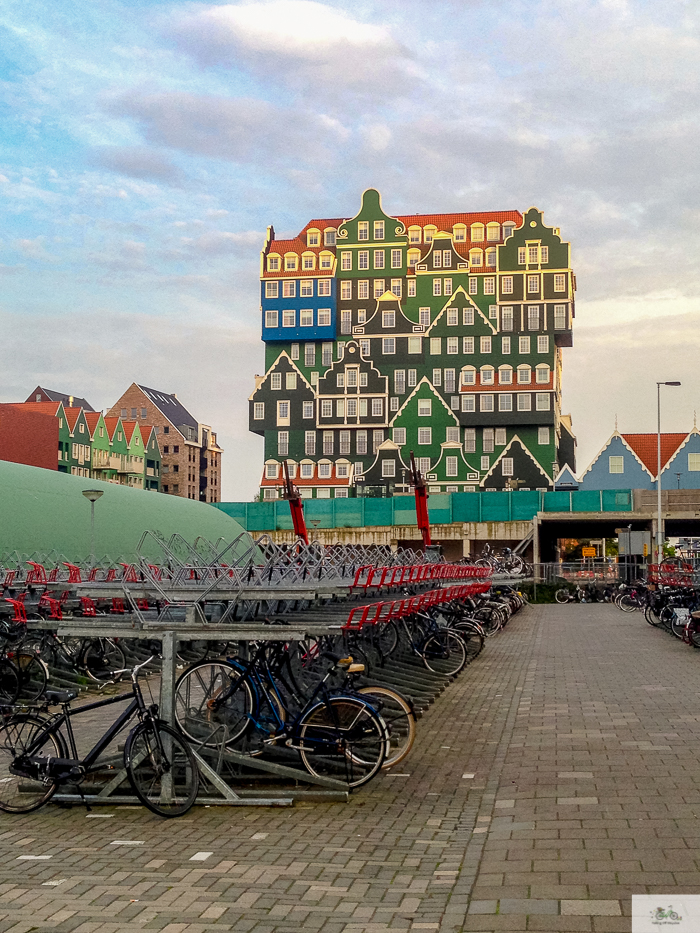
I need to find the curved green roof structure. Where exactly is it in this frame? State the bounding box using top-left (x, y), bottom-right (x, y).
top-left (0, 460), bottom-right (252, 564)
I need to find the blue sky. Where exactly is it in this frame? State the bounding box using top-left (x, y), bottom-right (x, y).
top-left (1, 0), bottom-right (699, 497)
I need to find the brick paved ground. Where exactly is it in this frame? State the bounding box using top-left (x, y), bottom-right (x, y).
top-left (0, 604), bottom-right (699, 932)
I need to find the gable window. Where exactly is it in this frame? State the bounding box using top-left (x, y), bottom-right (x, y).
top-left (277, 401), bottom-right (290, 426)
top-left (319, 460), bottom-right (332, 476)
top-left (480, 366), bottom-right (494, 385)
top-left (609, 455), bottom-right (624, 474)
top-left (453, 224), bottom-right (466, 241)
top-left (486, 249), bottom-right (497, 268)
top-left (346, 368), bottom-right (358, 387)
top-left (319, 253), bottom-right (333, 272)
top-left (503, 223), bottom-right (515, 239)
top-left (382, 310), bottom-right (396, 328)
top-left (463, 308), bottom-right (474, 325)
top-left (517, 365), bottom-right (532, 385)
top-left (307, 230), bottom-right (319, 247)
top-left (382, 459), bottom-right (395, 477)
top-left (468, 277), bottom-right (478, 295)
top-left (393, 427), bottom-right (406, 445)
top-left (265, 310), bottom-right (278, 328)
top-left (471, 223), bottom-right (484, 242)
top-left (418, 399), bottom-right (432, 417)
top-left (502, 457), bottom-right (514, 477)
top-left (341, 251), bottom-right (352, 270)
top-left (254, 402), bottom-right (264, 420)
top-left (469, 250), bottom-right (483, 267)
top-left (358, 221), bottom-right (369, 240)
top-left (480, 336), bottom-right (492, 353)
top-left (424, 225), bottom-right (436, 243)
top-left (286, 372), bottom-right (297, 390)
top-left (271, 373), bottom-right (282, 390)
top-left (433, 252), bottom-right (442, 269)
top-left (302, 254), bottom-right (315, 271)
top-left (265, 463), bottom-right (278, 480)
top-left (430, 337), bottom-right (442, 355)
top-left (418, 427), bottom-right (432, 445)
top-left (499, 366), bottom-right (513, 385)
top-left (382, 337), bottom-right (395, 354)
top-left (282, 281), bottom-right (296, 298)
top-left (443, 250), bottom-right (452, 267)
top-left (285, 255), bottom-right (297, 271)
top-left (447, 337), bottom-right (459, 354)
top-left (447, 308), bottom-right (458, 326)
top-left (409, 227), bottom-right (421, 244)
top-left (689, 453), bottom-right (700, 471)
top-left (446, 456), bottom-right (458, 477)
top-left (528, 245), bottom-right (539, 263)
top-left (487, 223), bottom-right (500, 241)
top-left (265, 281), bottom-right (279, 298)
top-left (374, 220), bottom-right (385, 240)
top-left (461, 367), bottom-right (476, 385)
top-left (536, 364), bottom-right (550, 384)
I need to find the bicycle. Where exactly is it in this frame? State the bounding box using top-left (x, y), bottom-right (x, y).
top-left (0, 656), bottom-right (199, 817)
top-left (174, 645), bottom-right (387, 788)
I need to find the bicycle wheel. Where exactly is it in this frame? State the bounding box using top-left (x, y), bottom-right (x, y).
top-left (0, 659), bottom-right (19, 703)
top-left (298, 696), bottom-right (386, 788)
top-left (83, 639), bottom-right (127, 683)
top-left (0, 714), bottom-right (63, 813)
top-left (452, 625), bottom-right (485, 662)
top-left (15, 653), bottom-right (47, 701)
top-left (376, 622), bottom-right (398, 659)
top-left (619, 594), bottom-right (639, 612)
top-left (124, 721), bottom-right (199, 817)
top-left (174, 660), bottom-right (255, 748)
top-left (356, 685), bottom-right (416, 768)
top-left (421, 630), bottom-right (467, 676)
top-left (555, 588), bottom-right (571, 604)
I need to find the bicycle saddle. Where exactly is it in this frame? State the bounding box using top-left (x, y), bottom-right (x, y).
top-left (44, 689), bottom-right (78, 705)
top-left (321, 651), bottom-right (354, 668)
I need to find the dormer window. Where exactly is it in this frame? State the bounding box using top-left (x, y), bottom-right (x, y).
top-left (486, 222), bottom-right (500, 241)
top-left (324, 228), bottom-right (336, 246)
top-left (285, 255), bottom-right (298, 271)
top-left (408, 226), bottom-right (421, 244)
top-left (471, 223), bottom-right (484, 242)
top-left (302, 252), bottom-right (315, 270)
top-left (307, 230), bottom-right (320, 247)
top-left (267, 255), bottom-right (280, 271)
top-left (424, 225), bottom-right (437, 243)
top-left (319, 251), bottom-right (333, 269)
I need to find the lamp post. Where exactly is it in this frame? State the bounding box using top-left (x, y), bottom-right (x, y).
top-left (82, 489), bottom-right (104, 565)
top-left (656, 382), bottom-right (681, 564)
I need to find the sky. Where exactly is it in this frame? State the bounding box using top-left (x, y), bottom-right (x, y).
top-left (1, 0), bottom-right (699, 499)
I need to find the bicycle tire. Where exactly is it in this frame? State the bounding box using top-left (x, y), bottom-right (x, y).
top-left (174, 660), bottom-right (255, 748)
top-left (0, 714), bottom-right (63, 813)
top-left (0, 659), bottom-right (19, 703)
top-left (83, 639), bottom-right (127, 683)
top-left (356, 685), bottom-right (416, 769)
top-left (451, 624), bottom-right (485, 662)
top-left (555, 588), bottom-right (571, 604)
top-left (298, 696), bottom-right (386, 788)
top-left (124, 721), bottom-right (199, 817)
top-left (14, 653), bottom-right (47, 701)
top-left (376, 622), bottom-right (398, 659)
top-left (619, 594), bottom-right (639, 612)
top-left (421, 630), bottom-right (467, 676)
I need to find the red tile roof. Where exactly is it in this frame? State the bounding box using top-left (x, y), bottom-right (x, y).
top-left (84, 412), bottom-right (102, 436)
top-left (121, 421), bottom-right (138, 443)
top-left (63, 407), bottom-right (84, 432)
top-left (622, 433), bottom-right (688, 475)
top-left (103, 417), bottom-right (121, 442)
top-left (9, 401), bottom-right (62, 415)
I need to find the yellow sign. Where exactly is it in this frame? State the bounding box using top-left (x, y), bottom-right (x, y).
top-left (643, 544), bottom-right (648, 557)
top-left (581, 547), bottom-right (596, 557)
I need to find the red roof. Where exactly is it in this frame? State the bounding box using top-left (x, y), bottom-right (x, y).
top-left (84, 412), bottom-right (102, 436)
top-left (62, 407), bottom-right (84, 432)
top-left (103, 416), bottom-right (121, 442)
top-left (9, 401), bottom-right (62, 415)
top-left (622, 433), bottom-right (688, 475)
top-left (121, 421), bottom-right (138, 443)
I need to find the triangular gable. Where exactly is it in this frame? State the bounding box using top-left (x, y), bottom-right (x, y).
top-left (579, 431), bottom-right (654, 481)
top-left (554, 463), bottom-right (579, 488)
top-left (426, 287), bottom-right (496, 336)
top-left (481, 435), bottom-right (553, 487)
top-left (84, 412), bottom-right (102, 437)
top-left (103, 416), bottom-right (122, 443)
top-left (63, 406), bottom-right (86, 434)
top-left (248, 350), bottom-right (314, 400)
top-left (390, 376), bottom-right (459, 424)
top-left (429, 441), bottom-right (481, 476)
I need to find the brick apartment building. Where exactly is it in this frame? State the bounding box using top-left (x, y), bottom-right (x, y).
top-left (106, 384), bottom-right (223, 502)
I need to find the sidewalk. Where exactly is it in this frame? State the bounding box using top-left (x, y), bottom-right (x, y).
top-left (0, 605), bottom-right (698, 932)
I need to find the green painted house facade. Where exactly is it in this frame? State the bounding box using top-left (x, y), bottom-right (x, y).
top-left (250, 189), bottom-right (576, 498)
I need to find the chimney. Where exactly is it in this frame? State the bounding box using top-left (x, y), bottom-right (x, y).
top-left (69, 396), bottom-right (74, 406)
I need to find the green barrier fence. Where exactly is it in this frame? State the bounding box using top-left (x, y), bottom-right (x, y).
top-left (213, 489), bottom-right (633, 532)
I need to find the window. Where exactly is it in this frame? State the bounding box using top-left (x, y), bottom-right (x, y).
top-left (461, 367), bottom-right (475, 385)
top-left (324, 229), bottom-right (336, 246)
top-left (446, 337), bottom-right (459, 355)
top-left (462, 395), bottom-right (475, 412)
top-left (409, 226), bottom-right (421, 244)
top-left (537, 335), bottom-right (549, 353)
top-left (503, 223), bottom-right (515, 239)
top-left (286, 372), bottom-right (297, 390)
top-left (382, 337), bottom-right (395, 354)
top-left (689, 453), bottom-right (700, 471)
top-left (271, 373), bottom-right (282, 390)
top-left (297, 309), bottom-right (311, 327)
top-left (374, 220), bottom-right (385, 240)
top-left (444, 278), bottom-right (453, 295)
top-left (341, 251), bottom-right (352, 270)
top-left (372, 430), bottom-right (384, 452)
top-left (424, 226), bottom-right (436, 243)
top-left (374, 250), bottom-right (385, 269)
top-left (321, 399), bottom-right (332, 418)
top-left (340, 309), bottom-right (352, 335)
top-left (478, 336), bottom-right (491, 355)
top-left (382, 310), bottom-right (395, 328)
top-left (304, 343), bottom-right (316, 366)
top-left (336, 399), bottom-right (345, 418)
top-left (283, 309), bottom-right (295, 327)
top-left (498, 394), bottom-right (513, 411)
top-left (358, 221), bottom-right (369, 240)
top-left (554, 304), bottom-right (567, 329)
top-left (277, 431), bottom-right (289, 456)
top-left (541, 246), bottom-right (548, 263)
top-left (554, 273), bottom-right (566, 292)
top-left (395, 370), bottom-right (405, 393)
top-left (538, 426), bottom-right (550, 445)
top-left (517, 393), bottom-right (531, 411)
top-left (469, 250), bottom-right (483, 267)
top-left (359, 251), bottom-right (369, 270)
top-left (430, 337), bottom-right (442, 355)
top-left (481, 366), bottom-right (494, 385)
top-left (318, 279), bottom-right (331, 297)
top-left (468, 277), bottom-right (478, 295)
top-left (340, 431), bottom-right (351, 454)
top-left (471, 223), bottom-right (484, 241)
top-left (536, 364), bottom-right (550, 384)
top-left (359, 339), bottom-right (370, 356)
top-left (265, 463), bottom-right (278, 479)
top-left (267, 256), bottom-right (280, 271)
top-left (528, 244), bottom-right (539, 264)
top-left (263, 487), bottom-right (277, 499)
top-left (528, 306), bottom-right (539, 330)
top-left (307, 231), bottom-right (319, 247)
top-left (444, 307), bottom-right (457, 327)
top-left (444, 369), bottom-right (455, 393)
top-left (517, 365), bottom-right (531, 384)
top-left (483, 429), bottom-right (494, 453)
top-left (374, 279), bottom-right (385, 297)
top-left (371, 398), bottom-right (383, 417)
top-left (499, 306), bottom-right (513, 332)
top-left (464, 429), bottom-right (476, 452)
top-left (393, 427), bottom-right (406, 445)
top-left (265, 310), bottom-right (279, 328)
top-left (382, 459), bottom-right (395, 477)
top-left (463, 308), bottom-right (474, 325)
top-left (433, 251), bottom-right (442, 269)
top-left (484, 277), bottom-right (495, 294)
top-left (357, 431), bottom-right (368, 455)
top-left (488, 305), bottom-right (498, 321)
top-left (336, 462), bottom-right (349, 478)
top-left (354, 461), bottom-right (364, 477)
top-left (360, 373), bottom-right (368, 387)
top-left (303, 401), bottom-right (314, 420)
top-left (519, 336), bottom-right (531, 354)
top-left (418, 457), bottom-right (431, 474)
top-left (481, 455), bottom-right (490, 470)
top-left (336, 372), bottom-right (345, 388)
top-left (417, 308), bottom-right (430, 327)
top-left (277, 400), bottom-right (290, 425)
top-left (501, 275), bottom-right (513, 295)
top-left (408, 369), bottom-right (417, 386)
top-left (319, 461), bottom-right (331, 478)
top-left (408, 277), bottom-right (417, 294)
top-left (418, 399), bottom-right (432, 417)
top-left (495, 428), bottom-right (506, 446)
top-left (391, 249), bottom-right (402, 269)
top-left (408, 337), bottom-right (422, 355)
top-left (283, 281), bottom-right (296, 298)
top-left (453, 224), bottom-right (466, 241)
top-left (480, 395), bottom-right (494, 412)
top-left (265, 281), bottom-right (279, 298)
top-left (499, 366), bottom-right (512, 384)
top-left (432, 368), bottom-right (442, 385)
top-left (418, 427), bottom-right (432, 445)
top-left (391, 279), bottom-right (402, 297)
top-left (527, 275), bottom-right (539, 294)
top-left (323, 432), bottom-right (334, 455)
top-left (502, 457), bottom-right (514, 477)
top-left (609, 455), bottom-right (624, 474)
top-left (536, 393), bottom-right (550, 411)
top-left (433, 279), bottom-right (442, 296)
top-left (301, 461), bottom-right (314, 478)
top-left (322, 343), bottom-right (333, 366)
top-left (442, 250), bottom-right (452, 267)
top-left (446, 456), bottom-right (458, 477)
top-left (346, 368), bottom-right (358, 387)
top-left (347, 398), bottom-right (357, 417)
top-left (254, 402), bottom-right (265, 420)
top-left (339, 280), bottom-right (352, 301)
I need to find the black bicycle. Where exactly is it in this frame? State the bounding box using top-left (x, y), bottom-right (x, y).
top-left (0, 656), bottom-right (199, 817)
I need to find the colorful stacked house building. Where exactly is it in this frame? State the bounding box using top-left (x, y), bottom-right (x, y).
top-left (250, 189), bottom-right (576, 498)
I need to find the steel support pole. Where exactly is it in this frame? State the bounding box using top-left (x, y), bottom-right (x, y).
top-left (657, 384), bottom-right (662, 564)
top-left (159, 630), bottom-right (177, 726)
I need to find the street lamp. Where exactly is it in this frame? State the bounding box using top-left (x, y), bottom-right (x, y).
top-left (656, 382), bottom-right (681, 564)
top-left (82, 489), bottom-right (104, 565)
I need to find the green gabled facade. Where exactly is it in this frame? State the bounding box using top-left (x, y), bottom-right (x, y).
top-left (251, 189), bottom-right (576, 498)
